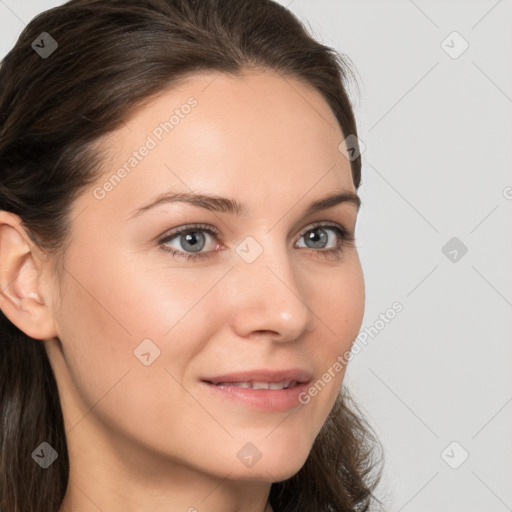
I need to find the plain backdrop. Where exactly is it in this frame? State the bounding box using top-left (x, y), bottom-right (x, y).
top-left (1, 1), bottom-right (511, 511)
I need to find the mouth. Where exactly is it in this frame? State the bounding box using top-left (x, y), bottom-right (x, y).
top-left (203, 379), bottom-right (301, 390)
top-left (199, 369), bottom-right (312, 411)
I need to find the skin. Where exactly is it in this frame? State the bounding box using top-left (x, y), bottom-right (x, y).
top-left (0, 69), bottom-right (364, 512)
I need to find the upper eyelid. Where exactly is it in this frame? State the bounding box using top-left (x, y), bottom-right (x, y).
top-left (160, 220), bottom-right (348, 240)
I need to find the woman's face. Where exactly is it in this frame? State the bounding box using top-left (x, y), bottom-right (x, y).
top-left (45, 69), bottom-right (364, 485)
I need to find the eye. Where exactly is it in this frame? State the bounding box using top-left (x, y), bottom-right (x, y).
top-left (159, 223), bottom-right (220, 261)
top-left (296, 222), bottom-right (355, 260)
top-left (158, 222), bottom-right (355, 262)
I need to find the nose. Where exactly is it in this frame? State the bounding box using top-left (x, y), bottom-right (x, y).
top-left (227, 240), bottom-right (316, 343)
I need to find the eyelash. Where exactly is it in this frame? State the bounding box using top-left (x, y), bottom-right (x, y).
top-left (158, 222), bottom-right (356, 262)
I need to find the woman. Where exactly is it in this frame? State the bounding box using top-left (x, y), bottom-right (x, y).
top-left (0, 0), bottom-right (383, 510)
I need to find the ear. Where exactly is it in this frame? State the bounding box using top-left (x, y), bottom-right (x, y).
top-left (0, 211), bottom-right (58, 340)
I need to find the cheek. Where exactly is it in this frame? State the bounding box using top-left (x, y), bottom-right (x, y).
top-left (315, 254), bottom-right (365, 351)
top-left (54, 256), bottom-right (227, 456)
top-left (301, 255), bottom-right (365, 413)
top-left (57, 247), bottom-right (239, 405)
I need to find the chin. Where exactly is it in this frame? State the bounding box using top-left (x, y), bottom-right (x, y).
top-left (263, 458), bottom-right (308, 483)
top-left (226, 442), bottom-right (312, 483)
top-left (228, 461), bottom-right (307, 484)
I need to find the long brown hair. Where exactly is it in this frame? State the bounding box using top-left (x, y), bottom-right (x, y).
top-left (0, 1), bottom-right (383, 510)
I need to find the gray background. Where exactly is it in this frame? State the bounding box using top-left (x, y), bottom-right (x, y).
top-left (1, 1), bottom-right (511, 510)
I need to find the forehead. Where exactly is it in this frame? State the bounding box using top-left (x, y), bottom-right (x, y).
top-left (83, 69), bottom-right (355, 221)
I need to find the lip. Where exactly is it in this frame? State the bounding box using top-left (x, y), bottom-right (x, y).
top-left (201, 368), bottom-right (312, 385)
top-left (200, 368), bottom-right (313, 412)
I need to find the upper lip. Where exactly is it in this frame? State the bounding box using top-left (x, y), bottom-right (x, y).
top-left (201, 368), bottom-right (313, 384)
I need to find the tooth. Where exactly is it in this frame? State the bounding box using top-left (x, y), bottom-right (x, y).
top-left (216, 382), bottom-right (251, 388)
top-left (213, 381), bottom-right (293, 389)
top-left (252, 381), bottom-right (270, 389)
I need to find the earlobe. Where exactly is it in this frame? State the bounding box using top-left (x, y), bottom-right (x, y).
top-left (0, 211), bottom-right (58, 340)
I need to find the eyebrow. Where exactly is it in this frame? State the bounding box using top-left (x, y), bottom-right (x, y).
top-left (128, 189), bottom-right (361, 220)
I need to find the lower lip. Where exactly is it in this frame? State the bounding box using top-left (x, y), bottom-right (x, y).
top-left (200, 381), bottom-right (310, 412)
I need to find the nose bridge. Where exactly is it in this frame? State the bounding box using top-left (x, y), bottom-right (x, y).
top-left (227, 232), bottom-right (316, 341)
